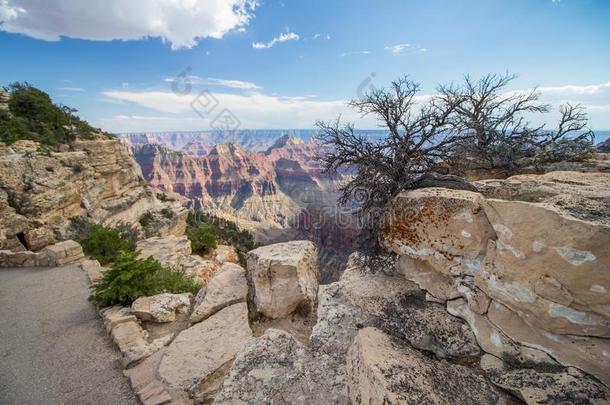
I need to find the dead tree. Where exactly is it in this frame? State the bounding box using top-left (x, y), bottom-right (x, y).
top-left (315, 76), bottom-right (472, 253)
top-left (533, 103), bottom-right (595, 165)
top-left (437, 73), bottom-right (550, 172)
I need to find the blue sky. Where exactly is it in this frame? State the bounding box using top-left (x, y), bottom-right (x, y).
top-left (1, 0), bottom-right (609, 132)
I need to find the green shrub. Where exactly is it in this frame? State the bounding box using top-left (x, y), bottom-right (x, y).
top-left (160, 207), bottom-right (174, 219)
top-left (186, 211), bottom-right (257, 265)
top-left (69, 219), bottom-right (137, 265)
top-left (90, 250), bottom-right (200, 307)
top-left (187, 222), bottom-right (217, 255)
top-left (139, 211), bottom-right (154, 228)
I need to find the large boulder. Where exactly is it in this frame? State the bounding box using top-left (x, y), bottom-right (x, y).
top-left (379, 176), bottom-right (610, 385)
top-left (190, 263), bottom-right (248, 324)
top-left (214, 329), bottom-right (343, 405)
top-left (157, 303), bottom-right (252, 399)
top-left (247, 240), bottom-right (319, 319)
top-left (346, 327), bottom-right (501, 404)
top-left (490, 368), bottom-right (610, 405)
top-left (311, 255), bottom-right (481, 361)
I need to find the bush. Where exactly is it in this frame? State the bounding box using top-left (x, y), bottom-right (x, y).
top-left (69, 219), bottom-right (137, 265)
top-left (187, 211), bottom-right (256, 264)
top-left (90, 250), bottom-right (200, 307)
top-left (160, 207), bottom-right (174, 219)
top-left (139, 211), bottom-right (154, 228)
top-left (187, 222), bottom-right (218, 255)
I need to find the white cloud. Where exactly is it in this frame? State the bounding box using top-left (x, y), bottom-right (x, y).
top-left (537, 82), bottom-right (610, 95)
top-left (164, 75), bottom-right (260, 90)
top-left (339, 50), bottom-right (370, 57)
top-left (252, 32), bottom-right (299, 49)
top-left (56, 86), bottom-right (85, 92)
top-left (385, 43), bottom-right (426, 55)
top-left (385, 43), bottom-right (411, 55)
top-left (99, 89), bottom-right (377, 131)
top-left (0, 0), bottom-right (257, 49)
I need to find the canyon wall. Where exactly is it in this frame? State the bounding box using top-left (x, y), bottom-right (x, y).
top-left (0, 139), bottom-right (185, 251)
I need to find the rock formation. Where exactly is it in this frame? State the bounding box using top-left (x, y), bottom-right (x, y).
top-left (0, 138), bottom-right (186, 252)
top-left (380, 171), bottom-right (610, 391)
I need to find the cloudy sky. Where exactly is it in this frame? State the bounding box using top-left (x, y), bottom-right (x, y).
top-left (1, 0), bottom-right (609, 133)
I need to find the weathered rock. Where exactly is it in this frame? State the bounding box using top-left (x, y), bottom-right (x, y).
top-left (101, 306), bottom-right (137, 332)
top-left (447, 298), bottom-right (558, 367)
top-left (79, 258), bottom-right (105, 284)
top-left (41, 240), bottom-right (84, 265)
top-left (181, 254), bottom-right (219, 285)
top-left (136, 235), bottom-right (192, 270)
top-left (214, 329), bottom-right (344, 405)
top-left (0, 139), bottom-right (161, 251)
top-left (247, 240), bottom-right (319, 319)
top-left (190, 263), bottom-right (248, 324)
top-left (157, 303), bottom-right (252, 397)
top-left (381, 187), bottom-right (496, 278)
top-left (311, 258), bottom-right (481, 360)
top-left (132, 293), bottom-right (192, 323)
top-left (490, 368), bottom-right (610, 405)
top-left (477, 198), bottom-right (610, 336)
top-left (111, 320), bottom-right (153, 367)
top-left (24, 227), bottom-right (56, 251)
top-left (480, 354), bottom-right (506, 373)
top-left (124, 350), bottom-right (189, 405)
top-left (211, 244), bottom-right (239, 264)
top-left (488, 300), bottom-right (610, 386)
top-left (346, 327), bottom-right (501, 405)
top-left (475, 171), bottom-right (610, 226)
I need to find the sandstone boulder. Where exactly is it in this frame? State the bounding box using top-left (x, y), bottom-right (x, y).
top-left (214, 328), bottom-right (343, 405)
top-left (346, 327), bottom-right (501, 404)
top-left (190, 263), bottom-right (248, 324)
top-left (490, 368), bottom-right (609, 404)
top-left (381, 187), bottom-right (496, 278)
top-left (476, 198), bottom-right (610, 336)
top-left (311, 256), bottom-right (480, 360)
top-left (132, 293), bottom-right (192, 323)
top-left (110, 320), bottom-right (153, 367)
top-left (41, 240), bottom-right (84, 265)
top-left (487, 300), bottom-right (610, 386)
top-left (23, 227), bottom-right (56, 251)
top-left (247, 240), bottom-right (319, 319)
top-left (211, 244), bottom-right (239, 264)
top-left (157, 303), bottom-right (252, 398)
top-left (136, 235), bottom-right (192, 270)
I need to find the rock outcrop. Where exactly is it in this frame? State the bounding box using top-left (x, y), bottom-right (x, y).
top-left (0, 240), bottom-right (84, 267)
top-left (247, 240), bottom-right (319, 319)
top-left (381, 171), bottom-right (610, 387)
top-left (346, 327), bottom-right (501, 404)
top-left (190, 263), bottom-right (248, 324)
top-left (0, 139), bottom-right (185, 253)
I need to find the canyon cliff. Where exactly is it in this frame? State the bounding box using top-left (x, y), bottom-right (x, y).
top-left (126, 135), bottom-right (358, 282)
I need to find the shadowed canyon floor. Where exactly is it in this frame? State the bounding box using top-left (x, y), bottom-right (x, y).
top-left (0, 265), bottom-right (137, 405)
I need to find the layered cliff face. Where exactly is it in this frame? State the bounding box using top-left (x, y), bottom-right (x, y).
top-left (0, 139), bottom-right (185, 251)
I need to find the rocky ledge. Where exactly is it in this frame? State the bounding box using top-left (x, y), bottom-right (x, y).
top-left (0, 139), bottom-right (187, 252)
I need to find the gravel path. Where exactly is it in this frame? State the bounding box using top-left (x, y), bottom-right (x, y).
top-left (0, 265), bottom-right (137, 405)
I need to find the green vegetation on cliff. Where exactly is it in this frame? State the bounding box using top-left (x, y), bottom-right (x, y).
top-left (187, 211), bottom-right (257, 264)
top-left (0, 82), bottom-right (109, 146)
top-left (91, 250), bottom-right (200, 307)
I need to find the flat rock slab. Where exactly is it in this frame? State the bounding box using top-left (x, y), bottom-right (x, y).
top-left (0, 265), bottom-right (137, 404)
